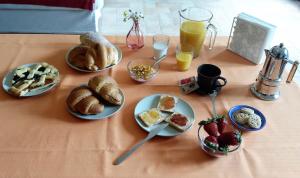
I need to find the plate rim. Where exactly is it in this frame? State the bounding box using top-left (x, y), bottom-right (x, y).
top-left (2, 63), bottom-right (60, 97)
top-left (65, 44), bottom-right (122, 73)
top-left (134, 93), bottom-right (195, 137)
top-left (228, 104), bottom-right (266, 131)
top-left (67, 87), bottom-right (125, 120)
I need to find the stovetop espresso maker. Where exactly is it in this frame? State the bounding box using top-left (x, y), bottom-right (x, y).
top-left (251, 43), bottom-right (299, 100)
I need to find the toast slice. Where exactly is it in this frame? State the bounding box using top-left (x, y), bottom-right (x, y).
top-left (139, 108), bottom-right (164, 127)
top-left (165, 112), bottom-right (192, 131)
top-left (157, 95), bottom-right (178, 113)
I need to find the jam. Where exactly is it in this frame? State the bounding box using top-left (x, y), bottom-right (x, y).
top-left (161, 96), bottom-right (175, 109)
top-left (170, 114), bottom-right (187, 126)
top-left (180, 78), bottom-right (192, 85)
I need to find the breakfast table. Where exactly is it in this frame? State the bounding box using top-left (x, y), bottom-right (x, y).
top-left (0, 34), bottom-right (300, 178)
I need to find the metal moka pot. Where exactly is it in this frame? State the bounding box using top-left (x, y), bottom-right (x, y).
top-left (251, 43), bottom-right (299, 101)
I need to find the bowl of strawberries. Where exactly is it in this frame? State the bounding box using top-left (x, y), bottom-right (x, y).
top-left (198, 115), bottom-right (242, 157)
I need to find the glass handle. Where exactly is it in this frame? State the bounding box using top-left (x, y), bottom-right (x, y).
top-left (207, 23), bottom-right (217, 50)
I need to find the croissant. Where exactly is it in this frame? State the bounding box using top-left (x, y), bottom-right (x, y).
top-left (67, 86), bottom-right (104, 115)
top-left (68, 45), bottom-right (98, 71)
top-left (88, 75), bottom-right (122, 105)
top-left (80, 33), bottom-right (118, 69)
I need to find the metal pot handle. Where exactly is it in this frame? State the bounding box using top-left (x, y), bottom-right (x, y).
top-left (286, 60), bottom-right (299, 83)
top-left (207, 23), bottom-right (217, 50)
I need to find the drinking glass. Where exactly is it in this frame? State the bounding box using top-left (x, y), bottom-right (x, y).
top-left (152, 34), bottom-right (169, 60)
top-left (176, 45), bottom-right (193, 71)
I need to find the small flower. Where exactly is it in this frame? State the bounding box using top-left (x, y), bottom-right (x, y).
top-left (123, 9), bottom-right (144, 23)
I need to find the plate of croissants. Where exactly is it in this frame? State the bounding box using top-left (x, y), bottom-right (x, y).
top-left (66, 75), bottom-right (125, 120)
top-left (2, 62), bottom-right (60, 97)
top-left (66, 32), bottom-right (122, 73)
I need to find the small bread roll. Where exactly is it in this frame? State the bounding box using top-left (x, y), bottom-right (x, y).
top-left (248, 114), bottom-right (262, 129)
top-left (240, 108), bottom-right (255, 115)
top-left (234, 112), bottom-right (250, 125)
top-left (80, 32), bottom-right (101, 48)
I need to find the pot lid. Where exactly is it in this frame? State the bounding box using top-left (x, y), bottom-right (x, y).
top-left (270, 43), bottom-right (289, 60)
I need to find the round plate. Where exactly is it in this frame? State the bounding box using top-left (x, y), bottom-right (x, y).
top-left (2, 63), bottom-right (60, 97)
top-left (65, 45), bottom-right (122, 73)
top-left (134, 94), bottom-right (195, 137)
top-left (228, 105), bottom-right (266, 131)
top-left (67, 88), bottom-right (125, 120)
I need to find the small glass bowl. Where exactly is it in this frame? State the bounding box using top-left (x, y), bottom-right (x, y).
top-left (127, 59), bottom-right (159, 82)
top-left (197, 124), bottom-right (241, 157)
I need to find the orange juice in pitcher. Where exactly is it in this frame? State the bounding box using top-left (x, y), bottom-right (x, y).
top-left (179, 8), bottom-right (217, 58)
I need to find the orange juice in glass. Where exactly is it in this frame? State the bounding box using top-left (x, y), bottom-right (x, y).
top-left (179, 8), bottom-right (217, 58)
top-left (176, 45), bottom-right (193, 71)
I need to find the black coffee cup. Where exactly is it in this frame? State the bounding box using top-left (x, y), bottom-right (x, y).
top-left (197, 64), bottom-right (227, 94)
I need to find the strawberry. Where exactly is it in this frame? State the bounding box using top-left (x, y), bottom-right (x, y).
top-left (218, 131), bottom-right (241, 147)
top-left (199, 119), bottom-right (219, 137)
top-left (204, 135), bottom-right (219, 150)
top-left (217, 117), bottom-right (227, 134)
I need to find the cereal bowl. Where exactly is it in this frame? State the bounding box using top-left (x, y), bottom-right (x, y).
top-left (127, 59), bottom-right (159, 82)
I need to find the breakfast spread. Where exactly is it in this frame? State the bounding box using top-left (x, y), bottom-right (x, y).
top-left (2, 30), bottom-right (271, 163)
top-left (139, 108), bottom-right (164, 127)
top-left (129, 64), bottom-right (156, 81)
top-left (8, 62), bottom-right (59, 96)
top-left (67, 75), bottom-right (124, 116)
top-left (200, 116), bottom-right (242, 153)
top-left (234, 107), bottom-right (262, 129)
top-left (68, 32), bottom-right (119, 71)
top-left (165, 112), bottom-right (192, 131)
top-left (157, 95), bottom-right (177, 112)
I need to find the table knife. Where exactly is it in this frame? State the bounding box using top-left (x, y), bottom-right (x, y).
top-left (113, 122), bottom-right (169, 165)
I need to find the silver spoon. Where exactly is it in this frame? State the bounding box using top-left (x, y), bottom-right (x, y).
top-left (113, 122), bottom-right (169, 165)
top-left (209, 90), bottom-right (218, 118)
top-left (152, 54), bottom-right (167, 67)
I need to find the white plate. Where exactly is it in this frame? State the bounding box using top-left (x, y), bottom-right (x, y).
top-left (134, 94), bottom-right (195, 137)
top-left (65, 45), bottom-right (122, 73)
top-left (67, 88), bottom-right (125, 120)
top-left (2, 63), bottom-right (60, 97)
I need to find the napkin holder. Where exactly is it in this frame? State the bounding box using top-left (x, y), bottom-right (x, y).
top-left (227, 12), bottom-right (276, 64)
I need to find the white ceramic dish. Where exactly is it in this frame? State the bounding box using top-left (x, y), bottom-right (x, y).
top-left (2, 63), bottom-right (60, 97)
top-left (134, 94), bottom-right (195, 137)
top-left (65, 45), bottom-right (122, 73)
top-left (67, 88), bottom-right (125, 120)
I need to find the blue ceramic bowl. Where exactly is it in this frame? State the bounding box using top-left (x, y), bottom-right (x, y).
top-left (228, 105), bottom-right (266, 131)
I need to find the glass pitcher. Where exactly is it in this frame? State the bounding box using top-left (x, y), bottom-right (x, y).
top-left (179, 7), bottom-right (217, 58)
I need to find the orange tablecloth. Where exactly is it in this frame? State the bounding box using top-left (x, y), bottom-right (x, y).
top-left (1, 35), bottom-right (300, 178)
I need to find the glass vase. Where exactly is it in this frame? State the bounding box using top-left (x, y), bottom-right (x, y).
top-left (126, 20), bottom-right (144, 50)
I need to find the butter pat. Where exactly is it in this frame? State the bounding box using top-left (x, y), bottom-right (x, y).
top-left (139, 108), bottom-right (164, 127)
